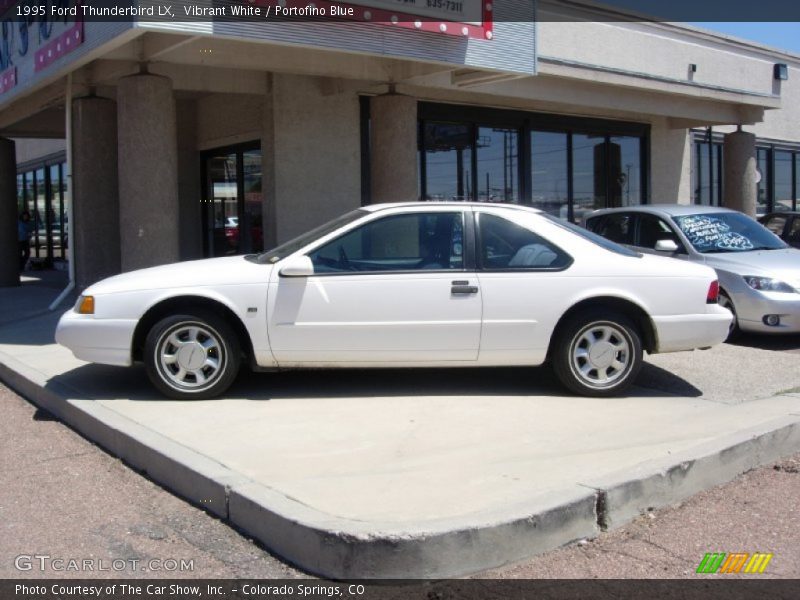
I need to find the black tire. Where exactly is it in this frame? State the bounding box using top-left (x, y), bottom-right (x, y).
top-left (718, 291), bottom-right (740, 341)
top-left (552, 310), bottom-right (643, 397)
top-left (144, 311), bottom-right (241, 400)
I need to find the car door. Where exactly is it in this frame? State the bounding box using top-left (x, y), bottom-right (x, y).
top-left (267, 209), bottom-right (482, 365)
top-left (474, 210), bottom-right (574, 364)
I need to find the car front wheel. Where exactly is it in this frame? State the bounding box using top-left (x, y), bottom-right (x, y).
top-left (717, 291), bottom-right (739, 340)
top-left (144, 312), bottom-right (241, 400)
top-left (553, 311), bottom-right (643, 397)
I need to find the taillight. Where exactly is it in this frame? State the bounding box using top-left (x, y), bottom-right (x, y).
top-left (707, 280), bottom-right (719, 304)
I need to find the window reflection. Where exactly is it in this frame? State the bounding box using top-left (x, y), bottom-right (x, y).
top-left (774, 151), bottom-right (793, 212)
top-left (610, 136), bottom-right (641, 208)
top-left (572, 134), bottom-right (606, 223)
top-left (531, 131), bottom-right (568, 218)
top-left (422, 122), bottom-right (472, 201)
top-left (476, 126), bottom-right (519, 203)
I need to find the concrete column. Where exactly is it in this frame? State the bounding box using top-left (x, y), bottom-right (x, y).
top-left (261, 80), bottom-right (278, 250)
top-left (723, 129), bottom-right (757, 217)
top-left (0, 137), bottom-right (18, 286)
top-left (176, 98), bottom-right (202, 261)
top-left (370, 94), bottom-right (418, 204)
top-left (72, 97), bottom-right (120, 288)
top-left (117, 73), bottom-right (179, 271)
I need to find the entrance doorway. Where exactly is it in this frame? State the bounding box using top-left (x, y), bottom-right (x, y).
top-left (201, 143), bottom-right (263, 257)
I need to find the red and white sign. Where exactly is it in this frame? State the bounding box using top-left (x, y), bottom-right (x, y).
top-left (253, 0), bottom-right (494, 40)
top-left (0, 66), bottom-right (17, 94)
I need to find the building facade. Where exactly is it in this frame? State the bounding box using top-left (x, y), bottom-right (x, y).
top-left (1, 0), bottom-right (798, 288)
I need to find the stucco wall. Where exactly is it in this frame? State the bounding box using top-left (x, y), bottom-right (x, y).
top-left (271, 74), bottom-right (362, 243)
top-left (196, 93), bottom-right (265, 150)
top-left (15, 138), bottom-right (66, 165)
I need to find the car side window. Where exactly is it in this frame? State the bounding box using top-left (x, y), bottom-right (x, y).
top-left (308, 212), bottom-right (464, 273)
top-left (635, 214), bottom-right (685, 252)
top-left (763, 215), bottom-right (788, 236)
top-left (478, 213), bottom-right (571, 270)
top-left (589, 214), bottom-right (634, 245)
top-left (787, 218), bottom-right (800, 248)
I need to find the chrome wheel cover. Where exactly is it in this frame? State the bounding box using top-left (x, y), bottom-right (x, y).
top-left (155, 322), bottom-right (225, 392)
top-left (568, 322), bottom-right (633, 389)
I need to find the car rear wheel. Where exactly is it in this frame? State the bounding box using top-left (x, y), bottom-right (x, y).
top-left (553, 311), bottom-right (642, 397)
top-left (144, 312), bottom-right (241, 400)
top-left (717, 291), bottom-right (740, 340)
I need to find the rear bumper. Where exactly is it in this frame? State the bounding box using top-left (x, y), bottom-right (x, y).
top-left (55, 310), bottom-right (137, 367)
top-left (651, 307), bottom-right (732, 353)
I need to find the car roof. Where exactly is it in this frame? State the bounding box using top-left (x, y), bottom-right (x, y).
top-left (586, 204), bottom-right (740, 219)
top-left (361, 202), bottom-right (543, 214)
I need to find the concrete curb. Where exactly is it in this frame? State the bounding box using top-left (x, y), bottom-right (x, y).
top-left (579, 416), bottom-right (800, 531)
top-left (2, 347), bottom-right (800, 578)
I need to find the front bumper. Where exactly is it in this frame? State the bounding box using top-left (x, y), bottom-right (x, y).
top-left (732, 289), bottom-right (800, 334)
top-left (55, 310), bottom-right (138, 366)
top-left (651, 305), bottom-right (732, 353)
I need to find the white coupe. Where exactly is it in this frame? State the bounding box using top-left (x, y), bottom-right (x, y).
top-left (56, 203), bottom-right (731, 399)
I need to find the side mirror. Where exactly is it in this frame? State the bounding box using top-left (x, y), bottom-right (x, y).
top-left (279, 255), bottom-right (314, 277)
top-left (654, 239), bottom-right (679, 253)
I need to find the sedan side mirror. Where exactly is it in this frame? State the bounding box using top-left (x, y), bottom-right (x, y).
top-left (655, 239), bottom-right (679, 253)
top-left (279, 255), bottom-right (315, 277)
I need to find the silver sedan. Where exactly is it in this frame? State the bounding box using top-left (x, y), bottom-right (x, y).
top-left (585, 205), bottom-right (800, 336)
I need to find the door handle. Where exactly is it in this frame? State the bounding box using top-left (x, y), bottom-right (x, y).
top-left (451, 285), bottom-right (479, 295)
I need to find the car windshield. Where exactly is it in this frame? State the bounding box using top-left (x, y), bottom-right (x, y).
top-left (250, 209), bottom-right (367, 264)
top-left (672, 212), bottom-right (787, 254)
top-left (543, 214), bottom-right (640, 257)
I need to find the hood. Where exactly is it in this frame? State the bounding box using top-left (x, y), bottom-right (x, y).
top-left (86, 256), bottom-right (272, 295)
top-left (703, 248), bottom-right (800, 287)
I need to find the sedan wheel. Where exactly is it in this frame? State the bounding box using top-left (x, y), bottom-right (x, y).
top-left (717, 291), bottom-right (739, 340)
top-left (145, 312), bottom-right (241, 400)
top-left (553, 311), bottom-right (642, 397)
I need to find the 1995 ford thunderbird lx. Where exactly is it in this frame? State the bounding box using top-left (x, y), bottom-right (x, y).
top-left (56, 203), bottom-right (732, 399)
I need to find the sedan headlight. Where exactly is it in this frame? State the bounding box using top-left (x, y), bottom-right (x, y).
top-left (743, 276), bottom-right (796, 293)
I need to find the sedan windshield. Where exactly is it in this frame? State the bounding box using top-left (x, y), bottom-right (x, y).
top-left (251, 209), bottom-right (367, 264)
top-left (672, 212), bottom-right (787, 254)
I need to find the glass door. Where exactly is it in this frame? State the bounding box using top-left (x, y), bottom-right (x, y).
top-left (202, 143), bottom-right (263, 257)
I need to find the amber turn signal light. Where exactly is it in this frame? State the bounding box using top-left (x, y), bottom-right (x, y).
top-left (77, 295), bottom-right (95, 314)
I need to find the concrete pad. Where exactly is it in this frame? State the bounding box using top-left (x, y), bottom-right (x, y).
top-left (1, 304), bottom-right (800, 578)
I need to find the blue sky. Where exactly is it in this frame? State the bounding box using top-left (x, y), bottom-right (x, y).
top-left (692, 23), bottom-right (800, 55)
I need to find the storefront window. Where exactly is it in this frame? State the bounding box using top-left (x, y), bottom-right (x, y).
top-left (774, 151), bottom-right (794, 212)
top-left (610, 135), bottom-right (642, 208)
top-left (35, 168), bottom-right (47, 260)
top-left (572, 134), bottom-right (606, 223)
top-left (202, 143), bottom-right (263, 257)
top-left (530, 131), bottom-right (568, 218)
top-left (476, 126), bottom-right (519, 203)
top-left (242, 149), bottom-right (264, 253)
top-left (16, 173), bottom-right (24, 214)
top-left (422, 122), bottom-right (473, 201)
top-left (415, 104), bottom-right (647, 218)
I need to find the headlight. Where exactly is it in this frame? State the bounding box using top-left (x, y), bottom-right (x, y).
top-left (74, 295), bottom-right (95, 314)
top-left (743, 276), bottom-right (796, 293)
